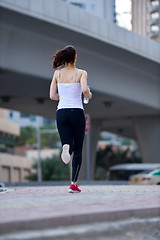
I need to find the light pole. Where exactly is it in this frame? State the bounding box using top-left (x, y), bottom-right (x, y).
top-left (37, 128), bottom-right (58, 183)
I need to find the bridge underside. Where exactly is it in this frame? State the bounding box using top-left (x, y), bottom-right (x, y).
top-left (0, 6), bottom-right (160, 176)
top-left (0, 69), bottom-right (159, 140)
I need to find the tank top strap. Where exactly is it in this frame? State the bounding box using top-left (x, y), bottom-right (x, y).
top-left (58, 70), bottom-right (60, 83)
top-left (75, 69), bottom-right (79, 83)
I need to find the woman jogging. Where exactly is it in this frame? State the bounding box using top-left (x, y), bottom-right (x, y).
top-left (50, 45), bottom-right (92, 193)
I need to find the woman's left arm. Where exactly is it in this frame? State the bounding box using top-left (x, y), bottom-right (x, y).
top-left (50, 70), bottom-right (59, 100)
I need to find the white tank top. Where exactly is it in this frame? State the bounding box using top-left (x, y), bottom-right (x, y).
top-left (57, 69), bottom-right (84, 110)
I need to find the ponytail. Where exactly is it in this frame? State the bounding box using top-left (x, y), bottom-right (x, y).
top-left (51, 46), bottom-right (76, 69)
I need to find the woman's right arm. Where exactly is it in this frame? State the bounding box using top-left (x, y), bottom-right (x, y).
top-left (49, 70), bottom-right (59, 100)
top-left (80, 70), bottom-right (92, 99)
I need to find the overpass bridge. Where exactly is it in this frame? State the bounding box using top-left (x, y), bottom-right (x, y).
top-left (0, 0), bottom-right (160, 179)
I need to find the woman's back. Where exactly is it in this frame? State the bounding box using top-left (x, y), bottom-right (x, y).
top-left (57, 68), bottom-right (83, 110)
top-left (57, 67), bottom-right (81, 84)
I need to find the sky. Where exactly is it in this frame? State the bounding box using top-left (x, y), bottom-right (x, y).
top-left (116, 0), bottom-right (132, 30)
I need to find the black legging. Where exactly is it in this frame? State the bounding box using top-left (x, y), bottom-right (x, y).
top-left (56, 108), bottom-right (86, 182)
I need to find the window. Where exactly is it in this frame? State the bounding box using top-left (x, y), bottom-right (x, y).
top-left (20, 112), bottom-right (30, 118)
top-left (30, 115), bottom-right (36, 121)
top-left (9, 111), bottom-right (13, 118)
top-left (91, 4), bottom-right (95, 12)
top-left (43, 118), bottom-right (55, 127)
top-left (71, 2), bottom-right (86, 9)
top-left (20, 112), bottom-right (36, 121)
top-left (153, 170), bottom-right (160, 176)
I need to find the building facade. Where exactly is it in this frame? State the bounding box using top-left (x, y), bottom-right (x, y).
top-left (7, 110), bottom-right (55, 128)
top-left (0, 153), bottom-right (33, 183)
top-left (0, 108), bottom-right (19, 144)
top-left (62, 0), bottom-right (116, 22)
top-left (0, 108), bottom-right (33, 183)
top-left (132, 0), bottom-right (160, 41)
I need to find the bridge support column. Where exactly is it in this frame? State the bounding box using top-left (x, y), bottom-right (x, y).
top-left (90, 120), bottom-right (102, 179)
top-left (79, 119), bottom-right (101, 181)
top-left (134, 119), bottom-right (160, 163)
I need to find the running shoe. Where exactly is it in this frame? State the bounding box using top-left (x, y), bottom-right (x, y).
top-left (61, 144), bottom-right (71, 164)
top-left (69, 184), bottom-right (81, 193)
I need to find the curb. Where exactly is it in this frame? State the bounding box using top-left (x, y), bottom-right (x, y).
top-left (0, 207), bottom-right (160, 234)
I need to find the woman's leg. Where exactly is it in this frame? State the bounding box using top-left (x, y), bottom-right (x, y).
top-left (69, 109), bottom-right (86, 183)
top-left (56, 109), bottom-right (74, 155)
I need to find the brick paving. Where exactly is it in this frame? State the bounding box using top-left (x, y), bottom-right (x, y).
top-left (0, 185), bottom-right (160, 235)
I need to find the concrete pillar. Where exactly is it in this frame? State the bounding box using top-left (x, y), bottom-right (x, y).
top-left (10, 166), bottom-right (14, 182)
top-left (134, 118), bottom-right (160, 163)
top-left (20, 168), bottom-right (24, 182)
top-left (79, 119), bottom-right (101, 180)
top-left (90, 119), bottom-right (102, 179)
top-left (0, 165), bottom-right (2, 182)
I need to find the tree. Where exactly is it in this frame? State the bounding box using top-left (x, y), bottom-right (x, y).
top-left (16, 124), bottom-right (60, 147)
top-left (40, 124), bottom-right (60, 148)
top-left (16, 126), bottom-right (37, 145)
top-left (26, 154), bottom-right (70, 181)
top-left (95, 145), bottom-right (142, 180)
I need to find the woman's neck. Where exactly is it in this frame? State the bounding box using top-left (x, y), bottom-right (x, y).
top-left (66, 62), bottom-right (76, 69)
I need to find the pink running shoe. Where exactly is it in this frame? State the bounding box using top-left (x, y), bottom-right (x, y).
top-left (69, 184), bottom-right (81, 193)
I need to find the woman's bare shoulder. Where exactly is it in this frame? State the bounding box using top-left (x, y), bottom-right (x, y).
top-left (77, 69), bottom-right (87, 83)
top-left (54, 69), bottom-right (59, 75)
top-left (77, 69), bottom-right (87, 75)
top-left (52, 69), bottom-right (59, 83)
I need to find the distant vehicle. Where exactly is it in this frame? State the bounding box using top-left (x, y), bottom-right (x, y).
top-left (0, 182), bottom-right (5, 187)
top-left (106, 163), bottom-right (160, 181)
top-left (129, 168), bottom-right (160, 185)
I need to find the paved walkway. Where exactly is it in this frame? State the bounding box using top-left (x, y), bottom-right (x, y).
top-left (0, 185), bottom-right (160, 239)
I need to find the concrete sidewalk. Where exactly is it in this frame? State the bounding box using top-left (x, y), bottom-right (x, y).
top-left (0, 185), bottom-right (160, 239)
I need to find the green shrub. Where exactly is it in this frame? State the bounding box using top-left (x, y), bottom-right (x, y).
top-left (26, 154), bottom-right (70, 181)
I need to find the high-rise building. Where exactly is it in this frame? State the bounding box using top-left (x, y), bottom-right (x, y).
top-left (62, 0), bottom-right (116, 22)
top-left (132, 0), bottom-right (160, 42)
